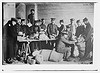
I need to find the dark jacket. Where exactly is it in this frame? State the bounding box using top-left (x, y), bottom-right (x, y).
top-left (83, 22), bottom-right (92, 41)
top-left (21, 25), bottom-right (29, 36)
top-left (3, 20), bottom-right (17, 59)
top-left (56, 36), bottom-right (73, 54)
top-left (14, 23), bottom-right (22, 34)
top-left (58, 25), bottom-right (65, 34)
top-left (28, 13), bottom-right (35, 24)
top-left (47, 23), bottom-right (58, 37)
top-left (27, 25), bottom-right (40, 36)
top-left (75, 25), bottom-right (85, 37)
top-left (4, 20), bottom-right (17, 39)
top-left (40, 23), bottom-right (46, 30)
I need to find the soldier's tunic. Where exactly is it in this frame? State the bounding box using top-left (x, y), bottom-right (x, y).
top-left (47, 23), bottom-right (58, 38)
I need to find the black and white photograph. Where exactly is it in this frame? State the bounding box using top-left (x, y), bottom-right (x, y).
top-left (1, 0), bottom-right (100, 72)
top-left (2, 2), bottom-right (94, 65)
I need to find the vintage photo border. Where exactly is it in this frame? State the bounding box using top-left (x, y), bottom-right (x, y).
top-left (0, 0), bottom-right (100, 72)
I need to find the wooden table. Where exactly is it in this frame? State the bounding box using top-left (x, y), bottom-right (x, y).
top-left (17, 36), bottom-right (56, 56)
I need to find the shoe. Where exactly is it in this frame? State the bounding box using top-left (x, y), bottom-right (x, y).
top-left (64, 57), bottom-right (72, 62)
top-left (6, 58), bottom-right (13, 64)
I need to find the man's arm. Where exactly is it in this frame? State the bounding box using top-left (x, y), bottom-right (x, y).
top-left (61, 36), bottom-right (75, 44)
top-left (28, 14), bottom-right (30, 23)
top-left (47, 24), bottom-right (50, 35)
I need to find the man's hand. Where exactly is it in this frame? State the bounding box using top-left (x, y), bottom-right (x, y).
top-left (50, 35), bottom-right (55, 39)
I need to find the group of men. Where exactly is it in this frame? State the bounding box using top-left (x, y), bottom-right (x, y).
top-left (2, 9), bottom-right (93, 64)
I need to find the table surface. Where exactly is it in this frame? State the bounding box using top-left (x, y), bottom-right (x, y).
top-left (17, 36), bottom-right (56, 42)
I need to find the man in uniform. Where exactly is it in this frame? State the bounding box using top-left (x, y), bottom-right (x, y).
top-left (68, 18), bottom-right (77, 39)
top-left (75, 20), bottom-right (85, 38)
top-left (56, 31), bottom-right (75, 61)
top-left (47, 18), bottom-right (58, 49)
top-left (80, 17), bottom-right (93, 61)
top-left (47, 18), bottom-right (58, 39)
top-left (58, 20), bottom-right (66, 36)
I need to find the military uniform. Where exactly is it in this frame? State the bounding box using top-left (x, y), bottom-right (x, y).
top-left (56, 34), bottom-right (74, 59)
top-left (47, 23), bottom-right (58, 38)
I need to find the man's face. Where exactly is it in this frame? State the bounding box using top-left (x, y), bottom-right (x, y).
top-left (70, 20), bottom-right (75, 24)
top-left (22, 21), bottom-right (25, 25)
top-left (60, 22), bottom-right (64, 25)
top-left (64, 34), bottom-right (68, 38)
top-left (83, 21), bottom-right (88, 25)
top-left (12, 21), bottom-right (16, 26)
top-left (77, 21), bottom-right (81, 26)
top-left (42, 20), bottom-right (45, 24)
top-left (67, 28), bottom-right (70, 31)
top-left (51, 20), bottom-right (55, 24)
top-left (17, 19), bottom-right (21, 24)
top-left (31, 11), bottom-right (35, 14)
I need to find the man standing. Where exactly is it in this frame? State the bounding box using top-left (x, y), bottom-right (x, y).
top-left (47, 18), bottom-right (58, 50)
top-left (68, 18), bottom-right (77, 39)
top-left (75, 20), bottom-right (85, 38)
top-left (3, 18), bottom-right (17, 63)
top-left (58, 20), bottom-right (66, 36)
top-left (47, 18), bottom-right (58, 39)
top-left (80, 17), bottom-right (93, 61)
top-left (28, 9), bottom-right (35, 25)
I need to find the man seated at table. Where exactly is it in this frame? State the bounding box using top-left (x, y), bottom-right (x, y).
top-left (56, 31), bottom-right (75, 61)
top-left (47, 18), bottom-right (58, 49)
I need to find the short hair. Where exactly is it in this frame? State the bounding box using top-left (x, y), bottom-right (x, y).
top-left (41, 18), bottom-right (45, 21)
top-left (83, 17), bottom-right (88, 22)
top-left (60, 20), bottom-right (64, 23)
top-left (66, 25), bottom-right (70, 28)
top-left (21, 19), bottom-right (25, 22)
top-left (76, 20), bottom-right (80, 23)
top-left (51, 18), bottom-right (56, 21)
top-left (30, 9), bottom-right (35, 12)
top-left (70, 18), bottom-right (75, 21)
top-left (11, 18), bottom-right (17, 22)
top-left (16, 17), bottom-right (21, 19)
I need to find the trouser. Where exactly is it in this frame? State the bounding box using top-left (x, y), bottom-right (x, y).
top-left (48, 40), bottom-right (57, 50)
top-left (2, 38), bottom-right (7, 62)
top-left (81, 38), bottom-right (93, 60)
top-left (6, 38), bottom-right (15, 59)
top-left (64, 47), bottom-right (71, 59)
top-left (66, 44), bottom-right (74, 57)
